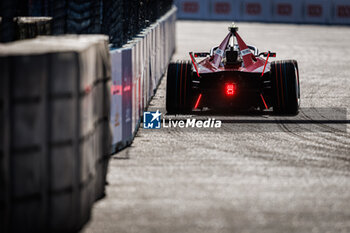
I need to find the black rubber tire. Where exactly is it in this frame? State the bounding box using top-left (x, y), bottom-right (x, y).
top-left (166, 61), bottom-right (193, 114)
top-left (270, 60), bottom-right (300, 115)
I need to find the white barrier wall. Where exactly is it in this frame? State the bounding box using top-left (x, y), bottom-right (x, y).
top-left (110, 7), bottom-right (177, 153)
top-left (110, 47), bottom-right (133, 152)
top-left (175, 0), bottom-right (350, 24)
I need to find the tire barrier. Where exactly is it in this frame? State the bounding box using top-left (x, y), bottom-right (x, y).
top-left (49, 0), bottom-right (102, 35)
top-left (102, 0), bottom-right (124, 47)
top-left (110, 6), bottom-right (177, 153)
top-left (174, 0), bottom-right (350, 25)
top-left (103, 0), bottom-right (174, 48)
top-left (0, 17), bottom-right (52, 42)
top-left (0, 35), bottom-right (111, 233)
top-left (66, 0), bottom-right (101, 34)
top-left (0, 0), bottom-right (174, 46)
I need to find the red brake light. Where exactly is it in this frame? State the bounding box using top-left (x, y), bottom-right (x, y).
top-left (225, 83), bottom-right (236, 96)
top-left (194, 94), bottom-right (202, 109)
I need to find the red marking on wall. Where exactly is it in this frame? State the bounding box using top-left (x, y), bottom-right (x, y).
top-left (85, 85), bottom-right (92, 94)
top-left (183, 2), bottom-right (199, 13)
top-left (246, 3), bottom-right (261, 15)
top-left (123, 85), bottom-right (131, 92)
top-left (215, 2), bottom-right (231, 14)
top-left (111, 85), bottom-right (122, 95)
top-left (338, 5), bottom-right (350, 18)
top-left (307, 4), bottom-right (322, 17)
top-left (277, 3), bottom-right (292, 16)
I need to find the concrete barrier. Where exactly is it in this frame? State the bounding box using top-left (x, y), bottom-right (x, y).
top-left (0, 35), bottom-right (111, 232)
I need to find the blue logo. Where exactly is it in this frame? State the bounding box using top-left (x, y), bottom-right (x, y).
top-left (143, 110), bottom-right (161, 129)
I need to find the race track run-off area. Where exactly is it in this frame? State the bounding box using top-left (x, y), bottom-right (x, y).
top-left (83, 21), bottom-right (350, 233)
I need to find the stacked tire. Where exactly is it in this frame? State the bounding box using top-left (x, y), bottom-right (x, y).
top-left (270, 60), bottom-right (300, 115)
top-left (166, 61), bottom-right (193, 114)
top-left (102, 0), bottom-right (124, 47)
top-left (67, 0), bottom-right (94, 34)
top-left (51, 0), bottom-right (101, 35)
top-left (51, 0), bottom-right (67, 34)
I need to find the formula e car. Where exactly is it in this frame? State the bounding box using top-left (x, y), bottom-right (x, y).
top-left (166, 23), bottom-right (300, 115)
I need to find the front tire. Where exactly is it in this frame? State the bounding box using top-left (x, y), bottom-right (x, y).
top-left (270, 60), bottom-right (300, 115)
top-left (166, 61), bottom-right (193, 114)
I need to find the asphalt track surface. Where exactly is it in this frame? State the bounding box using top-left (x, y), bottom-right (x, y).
top-left (83, 21), bottom-right (350, 233)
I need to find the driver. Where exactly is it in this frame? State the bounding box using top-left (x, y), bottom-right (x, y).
top-left (225, 45), bottom-right (240, 65)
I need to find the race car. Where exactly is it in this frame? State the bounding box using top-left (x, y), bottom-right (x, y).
top-left (166, 23), bottom-right (300, 115)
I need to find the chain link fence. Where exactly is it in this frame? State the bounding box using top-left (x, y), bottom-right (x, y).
top-left (0, 0), bottom-right (173, 47)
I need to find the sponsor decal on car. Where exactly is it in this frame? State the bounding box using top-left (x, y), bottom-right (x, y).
top-left (240, 48), bottom-right (251, 56)
top-left (215, 48), bottom-right (224, 57)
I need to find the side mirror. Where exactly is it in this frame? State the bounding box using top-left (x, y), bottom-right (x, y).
top-left (194, 52), bottom-right (210, 57)
top-left (269, 52), bottom-right (276, 57)
top-left (258, 51), bottom-right (276, 57)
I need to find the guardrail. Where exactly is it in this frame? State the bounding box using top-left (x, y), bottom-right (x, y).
top-left (174, 0), bottom-right (350, 25)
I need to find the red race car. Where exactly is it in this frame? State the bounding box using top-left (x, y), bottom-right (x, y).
top-left (166, 23), bottom-right (300, 115)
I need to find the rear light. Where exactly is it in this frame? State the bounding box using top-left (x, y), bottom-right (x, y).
top-left (225, 83), bottom-right (236, 96)
top-left (194, 94), bottom-right (202, 109)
